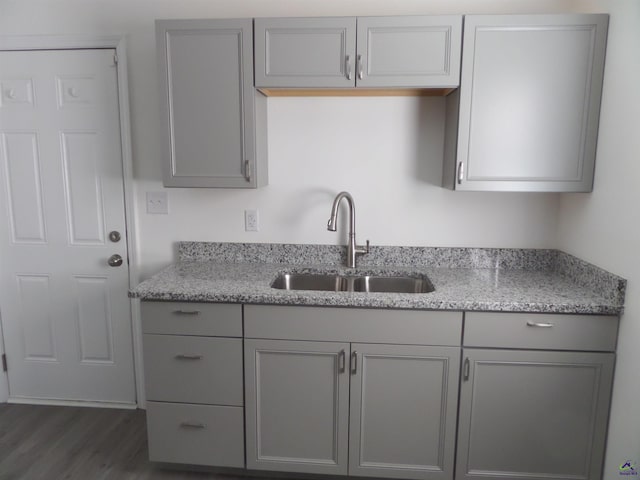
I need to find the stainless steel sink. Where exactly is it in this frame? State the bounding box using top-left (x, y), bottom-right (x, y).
top-left (271, 273), bottom-right (434, 294)
top-left (352, 275), bottom-right (432, 293)
top-left (270, 273), bottom-right (347, 292)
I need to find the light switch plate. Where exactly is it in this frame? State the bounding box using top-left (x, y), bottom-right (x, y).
top-left (147, 191), bottom-right (168, 214)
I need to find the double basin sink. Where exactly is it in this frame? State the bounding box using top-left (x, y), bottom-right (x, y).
top-left (271, 273), bottom-right (434, 294)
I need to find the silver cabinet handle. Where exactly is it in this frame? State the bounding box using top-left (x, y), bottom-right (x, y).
top-left (351, 351), bottom-right (358, 374)
top-left (345, 55), bottom-right (352, 81)
top-left (357, 54), bottom-right (363, 80)
top-left (180, 422), bottom-right (206, 429)
top-left (244, 159), bottom-right (251, 182)
top-left (107, 254), bottom-right (123, 267)
top-left (175, 354), bottom-right (203, 360)
top-left (463, 357), bottom-right (470, 381)
top-left (172, 310), bottom-right (200, 316)
top-left (526, 321), bottom-right (554, 328)
top-left (457, 162), bottom-right (464, 184)
top-left (338, 350), bottom-right (346, 373)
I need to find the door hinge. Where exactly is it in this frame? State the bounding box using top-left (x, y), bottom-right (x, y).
top-left (2, 354), bottom-right (7, 372)
top-left (113, 53), bottom-right (119, 66)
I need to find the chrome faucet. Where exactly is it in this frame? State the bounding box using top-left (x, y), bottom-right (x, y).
top-left (327, 191), bottom-right (369, 268)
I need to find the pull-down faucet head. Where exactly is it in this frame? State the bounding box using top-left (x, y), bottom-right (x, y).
top-left (327, 192), bottom-right (353, 232)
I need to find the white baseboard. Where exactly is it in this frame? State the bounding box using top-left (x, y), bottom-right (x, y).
top-left (8, 397), bottom-right (138, 409)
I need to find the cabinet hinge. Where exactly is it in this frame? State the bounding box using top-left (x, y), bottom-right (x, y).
top-left (2, 354), bottom-right (7, 372)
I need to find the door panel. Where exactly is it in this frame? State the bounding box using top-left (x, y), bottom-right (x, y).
top-left (349, 344), bottom-right (459, 479)
top-left (245, 339), bottom-right (350, 475)
top-left (456, 349), bottom-right (614, 480)
top-left (1, 132), bottom-right (46, 243)
top-left (356, 16), bottom-right (462, 88)
top-left (0, 49), bottom-right (135, 403)
top-left (254, 17), bottom-right (357, 88)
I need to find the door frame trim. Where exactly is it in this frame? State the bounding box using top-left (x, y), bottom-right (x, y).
top-left (0, 34), bottom-right (144, 407)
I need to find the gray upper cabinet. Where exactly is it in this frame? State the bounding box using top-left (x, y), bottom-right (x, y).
top-left (445, 14), bottom-right (608, 192)
top-left (356, 16), bottom-right (461, 88)
top-left (254, 16), bottom-right (462, 88)
top-left (156, 19), bottom-right (267, 188)
top-left (254, 17), bottom-right (357, 88)
top-left (456, 349), bottom-right (614, 480)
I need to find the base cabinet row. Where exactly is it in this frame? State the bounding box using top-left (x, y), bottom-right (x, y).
top-left (245, 340), bottom-right (459, 479)
top-left (141, 303), bottom-right (617, 480)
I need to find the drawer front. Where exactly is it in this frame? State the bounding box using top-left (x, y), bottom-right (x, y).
top-left (464, 312), bottom-right (619, 351)
top-left (146, 401), bottom-right (244, 467)
top-left (141, 301), bottom-right (241, 336)
top-left (143, 334), bottom-right (243, 405)
top-left (245, 305), bottom-right (462, 346)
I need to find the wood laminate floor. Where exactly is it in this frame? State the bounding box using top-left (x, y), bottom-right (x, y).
top-left (0, 404), bottom-right (260, 480)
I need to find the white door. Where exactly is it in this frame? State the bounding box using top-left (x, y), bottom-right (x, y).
top-left (0, 49), bottom-right (135, 404)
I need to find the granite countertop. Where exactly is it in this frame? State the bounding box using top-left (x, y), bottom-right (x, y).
top-left (130, 242), bottom-right (626, 315)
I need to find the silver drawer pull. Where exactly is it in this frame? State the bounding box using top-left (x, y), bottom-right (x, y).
top-left (180, 422), bottom-right (206, 429)
top-left (173, 310), bottom-right (201, 315)
top-left (526, 321), bottom-right (554, 328)
top-left (175, 354), bottom-right (203, 360)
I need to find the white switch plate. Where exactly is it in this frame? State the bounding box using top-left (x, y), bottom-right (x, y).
top-left (147, 191), bottom-right (168, 214)
top-left (245, 209), bottom-right (259, 231)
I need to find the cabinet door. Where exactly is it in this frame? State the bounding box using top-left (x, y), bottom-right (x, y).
top-left (456, 349), bottom-right (614, 480)
top-left (349, 344), bottom-right (460, 479)
top-left (156, 19), bottom-right (266, 187)
top-left (254, 17), bottom-right (357, 88)
top-left (356, 16), bottom-right (462, 88)
top-left (245, 339), bottom-right (351, 475)
top-left (453, 14), bottom-right (608, 192)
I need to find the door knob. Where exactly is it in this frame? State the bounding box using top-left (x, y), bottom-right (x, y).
top-left (108, 254), bottom-right (123, 267)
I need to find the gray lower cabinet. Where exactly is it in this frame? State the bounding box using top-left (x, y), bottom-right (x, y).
top-left (457, 312), bottom-right (618, 480)
top-left (156, 19), bottom-right (267, 188)
top-left (349, 343), bottom-right (460, 479)
top-left (444, 14), bottom-right (609, 192)
top-left (456, 349), bottom-right (615, 480)
top-left (141, 302), bottom-right (245, 467)
top-left (254, 16), bottom-right (462, 88)
top-left (244, 339), bottom-right (351, 475)
top-left (243, 305), bottom-right (462, 479)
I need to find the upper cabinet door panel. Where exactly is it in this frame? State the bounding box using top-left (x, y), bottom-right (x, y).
top-left (255, 17), bottom-right (357, 88)
top-left (157, 19), bottom-right (260, 188)
top-left (356, 16), bottom-right (462, 88)
top-left (456, 14), bottom-right (608, 192)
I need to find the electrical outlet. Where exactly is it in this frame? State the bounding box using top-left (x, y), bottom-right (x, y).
top-left (245, 209), bottom-right (259, 232)
top-left (147, 191), bottom-right (168, 214)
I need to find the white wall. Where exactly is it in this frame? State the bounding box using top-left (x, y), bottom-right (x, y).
top-left (556, 0), bottom-right (640, 477)
top-left (2, 0), bottom-right (638, 474)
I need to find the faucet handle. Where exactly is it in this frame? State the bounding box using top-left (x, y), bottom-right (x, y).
top-left (356, 240), bottom-right (370, 255)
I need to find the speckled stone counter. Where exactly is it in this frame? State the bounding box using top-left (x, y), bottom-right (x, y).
top-left (130, 242), bottom-right (626, 315)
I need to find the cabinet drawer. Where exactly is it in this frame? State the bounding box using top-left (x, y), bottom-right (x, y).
top-left (245, 305), bottom-right (462, 346)
top-left (143, 334), bottom-right (243, 405)
top-left (146, 401), bottom-right (244, 467)
top-left (141, 301), bottom-right (241, 336)
top-left (464, 312), bottom-right (619, 351)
